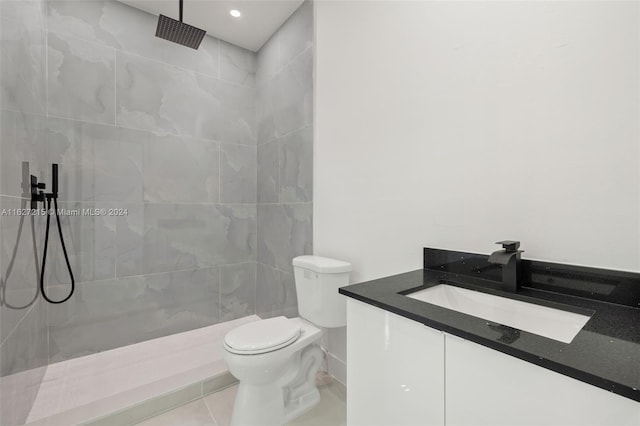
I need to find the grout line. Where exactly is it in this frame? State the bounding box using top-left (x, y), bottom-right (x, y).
top-left (45, 261), bottom-right (256, 288)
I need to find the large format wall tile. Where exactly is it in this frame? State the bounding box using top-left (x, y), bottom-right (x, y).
top-left (211, 204), bottom-right (257, 265)
top-left (45, 201), bottom-right (116, 286)
top-left (117, 51), bottom-right (256, 144)
top-left (273, 48), bottom-right (313, 137)
top-left (220, 41), bottom-right (256, 88)
top-left (144, 134), bottom-right (219, 204)
top-left (0, 110), bottom-right (46, 198)
top-left (47, 267), bottom-right (220, 362)
top-left (257, 140), bottom-right (279, 203)
top-left (0, 196), bottom-right (43, 346)
top-left (221, 144), bottom-right (257, 203)
top-left (0, 298), bottom-right (47, 377)
top-left (221, 262), bottom-right (256, 321)
top-left (115, 203), bottom-right (143, 278)
top-left (47, 31), bottom-right (116, 124)
top-left (46, 0), bottom-right (220, 78)
top-left (280, 126), bottom-right (313, 202)
top-left (0, 15), bottom-right (46, 114)
top-left (257, 203), bottom-right (312, 273)
top-left (278, 0), bottom-right (313, 69)
top-left (257, 79), bottom-right (277, 144)
top-left (256, 33), bottom-right (279, 85)
top-left (46, 117), bottom-right (144, 203)
top-left (142, 203), bottom-right (256, 274)
top-left (257, 48), bottom-right (312, 143)
top-left (256, 263), bottom-right (297, 319)
top-left (142, 203), bottom-right (212, 274)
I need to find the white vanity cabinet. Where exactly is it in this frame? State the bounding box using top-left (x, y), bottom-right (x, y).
top-left (346, 299), bottom-right (640, 426)
top-left (347, 299), bottom-right (445, 426)
top-left (445, 334), bottom-right (640, 426)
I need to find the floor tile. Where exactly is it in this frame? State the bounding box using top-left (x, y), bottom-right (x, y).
top-left (136, 399), bottom-right (216, 426)
top-left (203, 385), bottom-right (238, 426)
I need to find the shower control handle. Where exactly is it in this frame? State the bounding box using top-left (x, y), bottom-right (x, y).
top-left (52, 163), bottom-right (58, 197)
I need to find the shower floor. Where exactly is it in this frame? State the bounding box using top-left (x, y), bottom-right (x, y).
top-left (25, 315), bottom-right (259, 425)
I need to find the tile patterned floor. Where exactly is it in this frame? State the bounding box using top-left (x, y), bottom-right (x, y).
top-left (135, 380), bottom-right (347, 426)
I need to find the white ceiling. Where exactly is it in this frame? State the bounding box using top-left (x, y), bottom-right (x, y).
top-left (118, 0), bottom-right (304, 51)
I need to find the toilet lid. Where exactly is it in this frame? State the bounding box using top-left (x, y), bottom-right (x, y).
top-left (224, 317), bottom-right (301, 355)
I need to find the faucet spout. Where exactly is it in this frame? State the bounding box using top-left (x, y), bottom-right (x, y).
top-left (488, 240), bottom-right (523, 293)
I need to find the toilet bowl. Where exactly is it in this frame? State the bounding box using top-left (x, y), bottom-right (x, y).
top-left (223, 256), bottom-right (352, 426)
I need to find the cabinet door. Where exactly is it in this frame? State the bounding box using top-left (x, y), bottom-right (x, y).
top-left (445, 334), bottom-right (640, 426)
top-left (347, 299), bottom-right (445, 426)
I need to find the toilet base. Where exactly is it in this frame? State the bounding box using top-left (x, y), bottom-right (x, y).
top-left (230, 344), bottom-right (324, 426)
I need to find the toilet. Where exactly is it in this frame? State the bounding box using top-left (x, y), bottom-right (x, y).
top-left (223, 255), bottom-right (352, 426)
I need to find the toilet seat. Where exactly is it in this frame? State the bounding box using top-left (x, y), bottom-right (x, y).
top-left (224, 316), bottom-right (301, 355)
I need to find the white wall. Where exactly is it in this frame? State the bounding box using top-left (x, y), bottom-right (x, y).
top-left (313, 0), bottom-right (640, 381)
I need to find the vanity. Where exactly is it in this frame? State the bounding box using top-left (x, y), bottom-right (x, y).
top-left (339, 246), bottom-right (640, 426)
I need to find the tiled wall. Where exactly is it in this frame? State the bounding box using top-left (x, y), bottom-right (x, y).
top-left (1, 0), bottom-right (314, 422)
top-left (1, 1), bottom-right (50, 424)
top-left (256, 0), bottom-right (313, 319)
top-left (0, 0), bottom-right (259, 422)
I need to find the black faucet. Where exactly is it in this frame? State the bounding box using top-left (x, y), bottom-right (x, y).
top-left (488, 240), bottom-right (523, 293)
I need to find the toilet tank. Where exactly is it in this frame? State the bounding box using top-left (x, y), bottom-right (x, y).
top-left (292, 256), bottom-right (352, 328)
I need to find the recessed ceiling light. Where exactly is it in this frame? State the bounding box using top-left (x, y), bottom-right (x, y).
top-left (230, 9), bottom-right (241, 18)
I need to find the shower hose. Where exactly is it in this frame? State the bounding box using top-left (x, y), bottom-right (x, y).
top-left (40, 195), bottom-right (75, 304)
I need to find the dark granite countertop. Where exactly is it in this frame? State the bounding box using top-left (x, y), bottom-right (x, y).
top-left (339, 248), bottom-right (640, 402)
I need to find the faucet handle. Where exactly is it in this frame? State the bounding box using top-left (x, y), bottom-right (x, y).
top-left (495, 240), bottom-right (520, 252)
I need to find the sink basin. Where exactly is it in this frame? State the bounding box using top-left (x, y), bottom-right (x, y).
top-left (406, 284), bottom-right (591, 343)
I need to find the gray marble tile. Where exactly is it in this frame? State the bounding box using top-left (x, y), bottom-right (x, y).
top-left (142, 203), bottom-right (255, 274)
top-left (196, 76), bottom-right (256, 145)
top-left (47, 31), bottom-right (116, 124)
top-left (0, 296), bottom-right (47, 426)
top-left (278, 0), bottom-right (313, 69)
top-left (211, 204), bottom-right (257, 266)
top-left (144, 133), bottom-right (219, 204)
top-left (116, 203), bottom-right (143, 278)
top-left (273, 48), bottom-right (313, 137)
top-left (220, 262), bottom-right (256, 321)
top-left (136, 399), bottom-right (216, 426)
top-left (220, 144), bottom-right (257, 204)
top-left (256, 33), bottom-right (279, 85)
top-left (94, 126), bottom-right (145, 203)
top-left (279, 127), bottom-right (312, 203)
top-left (45, 201), bottom-right (116, 286)
top-left (257, 79), bottom-right (277, 144)
top-left (46, 118), bottom-right (145, 203)
top-left (117, 51), bottom-right (255, 144)
top-left (256, 263), bottom-right (298, 319)
top-left (1, 0), bottom-right (47, 25)
top-left (1, 196), bottom-right (42, 346)
top-left (47, 0), bottom-right (219, 77)
top-left (0, 298), bottom-right (47, 377)
top-left (1, 16), bottom-right (46, 114)
top-left (257, 203), bottom-right (312, 272)
top-left (142, 203), bottom-right (212, 274)
top-left (220, 40), bottom-right (256, 88)
top-left (48, 267), bottom-right (219, 362)
top-left (0, 110), bottom-right (46, 198)
top-left (257, 139), bottom-right (279, 203)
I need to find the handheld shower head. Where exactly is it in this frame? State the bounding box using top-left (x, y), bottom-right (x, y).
top-left (155, 0), bottom-right (205, 50)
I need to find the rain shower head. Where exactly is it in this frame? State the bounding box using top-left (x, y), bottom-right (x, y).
top-left (155, 0), bottom-right (205, 50)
